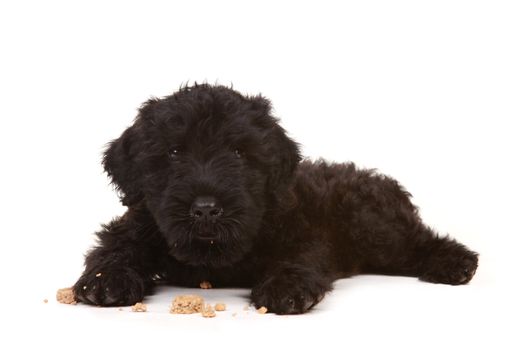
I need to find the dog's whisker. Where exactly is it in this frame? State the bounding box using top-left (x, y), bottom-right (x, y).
top-left (221, 217), bottom-right (243, 226)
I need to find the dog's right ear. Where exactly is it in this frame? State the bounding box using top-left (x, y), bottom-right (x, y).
top-left (102, 125), bottom-right (143, 207)
top-left (102, 98), bottom-right (161, 206)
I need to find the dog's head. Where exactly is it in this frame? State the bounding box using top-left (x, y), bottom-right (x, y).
top-left (103, 84), bottom-right (300, 267)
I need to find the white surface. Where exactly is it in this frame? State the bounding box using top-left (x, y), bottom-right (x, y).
top-left (12, 276), bottom-right (523, 349)
top-left (1, 0), bottom-right (524, 349)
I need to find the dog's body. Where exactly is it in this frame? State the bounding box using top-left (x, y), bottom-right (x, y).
top-left (74, 84), bottom-right (478, 314)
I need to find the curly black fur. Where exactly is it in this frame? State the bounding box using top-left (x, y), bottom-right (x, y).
top-left (73, 84), bottom-right (478, 314)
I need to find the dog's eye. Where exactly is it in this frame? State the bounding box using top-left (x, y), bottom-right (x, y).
top-left (168, 148), bottom-right (179, 159)
top-left (234, 149), bottom-right (244, 158)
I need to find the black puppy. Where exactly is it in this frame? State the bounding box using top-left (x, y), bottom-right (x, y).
top-left (73, 84), bottom-right (478, 314)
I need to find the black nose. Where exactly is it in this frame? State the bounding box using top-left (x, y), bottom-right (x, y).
top-left (190, 196), bottom-right (223, 221)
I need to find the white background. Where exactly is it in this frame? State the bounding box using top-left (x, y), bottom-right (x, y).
top-left (1, 0), bottom-right (524, 349)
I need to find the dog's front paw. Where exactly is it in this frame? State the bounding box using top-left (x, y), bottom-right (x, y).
top-left (251, 267), bottom-right (332, 315)
top-left (420, 245), bottom-right (479, 285)
top-left (73, 267), bottom-right (145, 306)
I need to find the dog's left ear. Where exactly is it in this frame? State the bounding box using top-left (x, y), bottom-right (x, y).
top-left (250, 95), bottom-right (302, 192)
top-left (267, 124), bottom-right (301, 191)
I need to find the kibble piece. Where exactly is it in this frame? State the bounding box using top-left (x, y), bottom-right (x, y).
top-left (170, 295), bottom-right (204, 314)
top-left (199, 281), bottom-right (212, 289)
top-left (56, 287), bottom-right (76, 304)
top-left (43, 299), bottom-right (48, 304)
top-left (257, 306), bottom-right (268, 314)
top-left (201, 304), bottom-right (216, 318)
top-left (214, 303), bottom-right (226, 311)
top-left (131, 302), bottom-right (147, 312)
top-left (214, 303), bottom-right (226, 312)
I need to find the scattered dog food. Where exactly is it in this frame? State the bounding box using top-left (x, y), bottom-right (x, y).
top-left (131, 302), bottom-right (147, 312)
top-left (199, 281), bottom-right (212, 289)
top-left (170, 295), bottom-right (204, 314)
top-left (43, 299), bottom-right (48, 304)
top-left (56, 287), bottom-right (76, 304)
top-left (257, 306), bottom-right (268, 314)
top-left (201, 304), bottom-right (216, 318)
top-left (214, 303), bottom-right (226, 311)
top-left (55, 287), bottom-right (245, 317)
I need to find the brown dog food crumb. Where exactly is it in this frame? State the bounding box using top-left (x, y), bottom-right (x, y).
top-left (43, 299), bottom-right (48, 304)
top-left (214, 303), bottom-right (226, 311)
top-left (170, 295), bottom-right (204, 314)
top-left (201, 304), bottom-right (216, 318)
top-left (56, 287), bottom-right (76, 304)
top-left (199, 281), bottom-right (212, 289)
top-left (131, 302), bottom-right (147, 312)
top-left (257, 306), bottom-right (268, 314)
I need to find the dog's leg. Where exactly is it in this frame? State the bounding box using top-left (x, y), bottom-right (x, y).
top-left (409, 226), bottom-right (479, 285)
top-left (333, 172), bottom-right (479, 285)
top-left (360, 224), bottom-right (479, 285)
top-left (250, 242), bottom-right (335, 315)
top-left (73, 212), bottom-right (166, 306)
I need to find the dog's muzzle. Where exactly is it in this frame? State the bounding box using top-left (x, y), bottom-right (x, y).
top-left (190, 196), bottom-right (223, 241)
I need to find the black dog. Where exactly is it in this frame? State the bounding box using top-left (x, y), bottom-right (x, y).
top-left (73, 84), bottom-right (478, 314)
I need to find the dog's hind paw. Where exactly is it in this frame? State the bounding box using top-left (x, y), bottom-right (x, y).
top-left (73, 267), bottom-right (145, 306)
top-left (419, 246), bottom-right (479, 285)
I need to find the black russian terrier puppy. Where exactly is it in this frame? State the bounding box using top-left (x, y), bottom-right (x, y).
top-left (73, 84), bottom-right (478, 314)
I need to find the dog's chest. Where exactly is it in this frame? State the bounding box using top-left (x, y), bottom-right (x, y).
top-left (165, 257), bottom-right (260, 288)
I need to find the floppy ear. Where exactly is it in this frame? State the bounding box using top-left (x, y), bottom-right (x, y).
top-left (102, 126), bottom-right (143, 207)
top-left (267, 124), bottom-right (302, 191)
top-left (249, 95), bottom-right (302, 191)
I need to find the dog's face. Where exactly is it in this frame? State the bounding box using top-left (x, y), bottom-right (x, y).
top-left (103, 85), bottom-right (300, 267)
